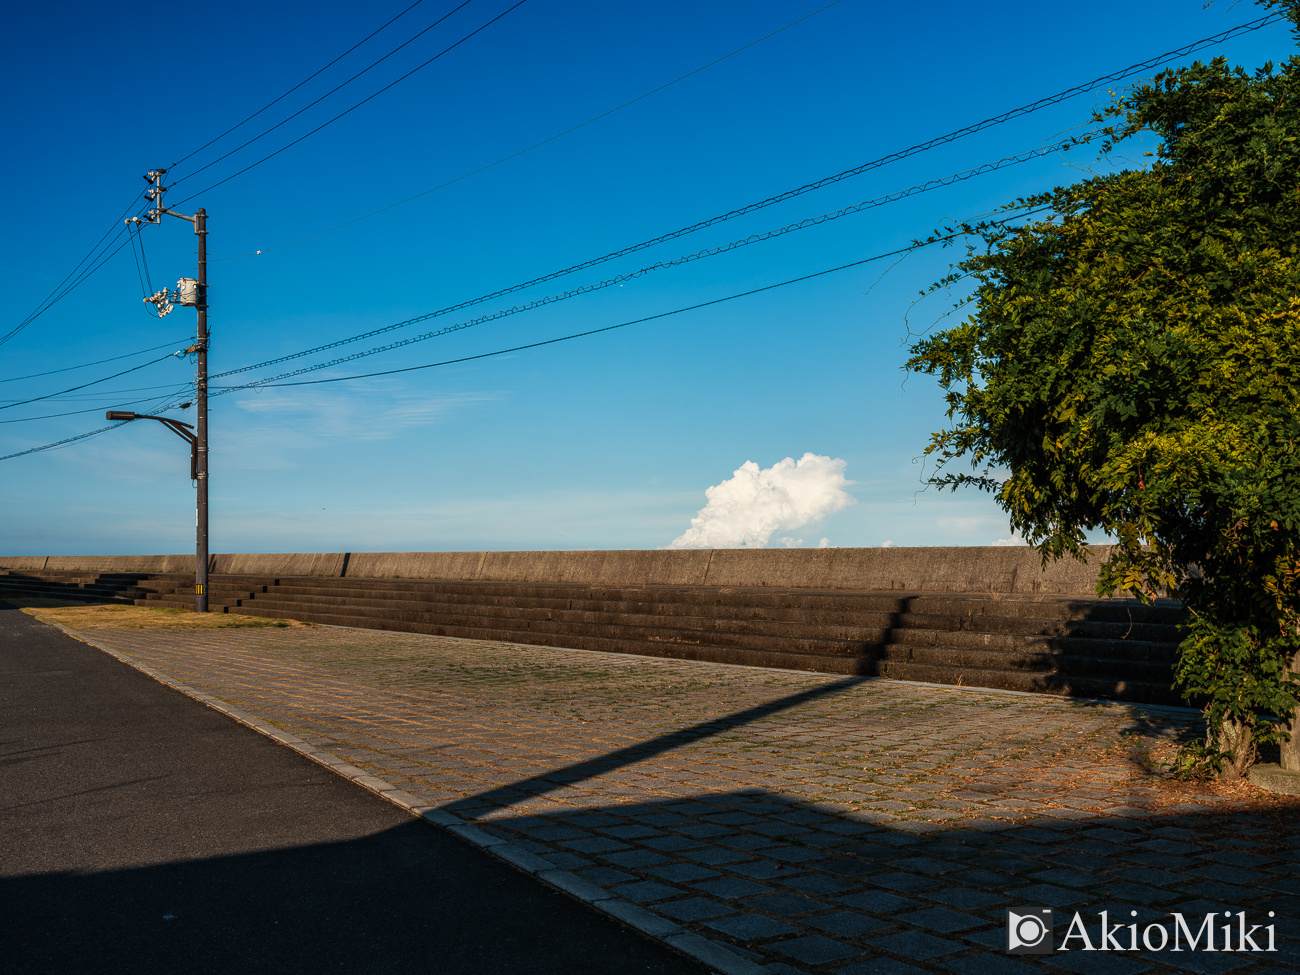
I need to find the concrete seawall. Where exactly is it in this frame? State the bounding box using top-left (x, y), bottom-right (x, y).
top-left (0, 546), bottom-right (1115, 596)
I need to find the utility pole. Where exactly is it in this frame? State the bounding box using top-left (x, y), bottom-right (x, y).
top-left (130, 170), bottom-right (210, 612)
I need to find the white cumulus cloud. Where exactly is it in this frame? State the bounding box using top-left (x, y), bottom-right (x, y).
top-left (666, 453), bottom-right (855, 549)
top-left (991, 531), bottom-right (1029, 547)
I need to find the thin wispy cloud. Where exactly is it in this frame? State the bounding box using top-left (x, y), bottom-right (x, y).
top-left (231, 384), bottom-right (496, 444)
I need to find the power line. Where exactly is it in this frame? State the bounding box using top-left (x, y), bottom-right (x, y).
top-left (202, 13), bottom-right (1283, 378)
top-left (0, 1), bottom-right (468, 353)
top-left (212, 138), bottom-right (1081, 385)
top-left (0, 353), bottom-right (180, 413)
top-left (0, 392), bottom-right (194, 425)
top-left (214, 10), bottom-right (1281, 262)
top-left (1, 207), bottom-right (1048, 463)
top-left (213, 0), bottom-right (851, 261)
top-left (128, 222), bottom-right (149, 301)
top-left (170, 0), bottom-right (474, 186)
top-left (0, 190), bottom-right (160, 349)
top-left (169, 0), bottom-right (431, 170)
top-left (170, 0), bottom-right (531, 207)
top-left (0, 197), bottom-right (141, 348)
top-left (0, 380), bottom-right (198, 403)
top-left (2, 8), bottom-right (1277, 358)
top-left (2, 233), bottom-right (141, 346)
top-left (3, 15), bottom-right (1282, 460)
top-left (213, 208), bottom-right (1052, 395)
top-left (0, 383), bottom-right (196, 405)
top-left (211, 135), bottom-right (1045, 380)
top-left (126, 220), bottom-right (163, 318)
top-left (0, 422), bottom-right (125, 463)
top-left (0, 338), bottom-right (190, 384)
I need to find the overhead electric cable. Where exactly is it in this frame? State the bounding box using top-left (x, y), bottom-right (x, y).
top-left (128, 222), bottom-right (148, 300)
top-left (2, 8), bottom-right (1280, 358)
top-left (6, 0), bottom-right (437, 354)
top-left (0, 379), bottom-right (198, 403)
top-left (0, 339), bottom-right (189, 384)
top-left (0, 197), bottom-right (141, 348)
top-left (0, 394), bottom-right (194, 425)
top-left (127, 220), bottom-right (162, 318)
top-left (170, 0), bottom-right (474, 185)
top-left (1, 234), bottom-right (140, 346)
top-left (0, 422), bottom-right (124, 463)
top-left (203, 13), bottom-right (1282, 375)
top-left (170, 0), bottom-right (531, 206)
top-left (4, 8), bottom-right (1278, 357)
top-left (213, 207), bottom-right (1051, 394)
top-left (4, 15), bottom-right (1282, 460)
top-left (0, 354), bottom-right (179, 412)
top-left (214, 0), bottom-right (850, 260)
top-left (169, 0), bottom-right (431, 170)
top-left (218, 171), bottom-right (1055, 392)
top-left (1, 206), bottom-right (1048, 462)
top-left (213, 10), bottom-right (1281, 262)
top-left (212, 138), bottom-right (1084, 383)
top-left (136, 222), bottom-right (155, 294)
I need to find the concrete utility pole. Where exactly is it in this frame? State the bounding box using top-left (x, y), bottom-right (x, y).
top-left (128, 170), bottom-right (210, 612)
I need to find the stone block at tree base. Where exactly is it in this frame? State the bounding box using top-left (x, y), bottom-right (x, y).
top-left (1246, 763), bottom-right (1300, 795)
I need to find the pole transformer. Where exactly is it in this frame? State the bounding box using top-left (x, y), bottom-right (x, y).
top-left (128, 170), bottom-right (210, 612)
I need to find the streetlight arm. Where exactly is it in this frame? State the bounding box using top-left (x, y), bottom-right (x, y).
top-left (106, 411), bottom-right (197, 479)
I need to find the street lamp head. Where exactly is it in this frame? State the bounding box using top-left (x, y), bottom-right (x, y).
top-left (106, 411), bottom-right (137, 421)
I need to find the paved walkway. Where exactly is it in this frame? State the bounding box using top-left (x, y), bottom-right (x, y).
top-left (51, 621), bottom-right (1300, 974)
top-left (0, 605), bottom-right (707, 975)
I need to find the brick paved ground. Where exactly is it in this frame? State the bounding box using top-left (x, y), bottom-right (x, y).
top-left (68, 624), bottom-right (1300, 974)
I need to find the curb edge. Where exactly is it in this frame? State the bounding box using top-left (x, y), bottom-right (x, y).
top-left (32, 615), bottom-right (763, 975)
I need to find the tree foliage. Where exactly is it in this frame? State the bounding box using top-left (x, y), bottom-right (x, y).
top-left (906, 2), bottom-right (1300, 774)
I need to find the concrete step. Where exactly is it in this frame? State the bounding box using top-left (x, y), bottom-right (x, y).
top-left (216, 603), bottom-right (1180, 705)
top-left (240, 586), bottom-right (1178, 643)
top-left (11, 569), bottom-right (1180, 626)
top-left (262, 577), bottom-right (1181, 624)
top-left (201, 596), bottom-right (1173, 683)
top-left (0, 572), bottom-right (172, 596)
top-left (0, 582), bottom-right (138, 605)
top-left (192, 579), bottom-right (1180, 650)
top-left (0, 575), bottom-right (148, 594)
top-left (10, 568), bottom-right (1184, 705)
top-left (214, 591), bottom-right (1174, 666)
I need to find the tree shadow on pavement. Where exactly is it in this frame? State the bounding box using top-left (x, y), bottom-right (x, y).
top-left (443, 676), bottom-right (867, 816)
top-left (465, 788), bottom-right (1300, 975)
top-left (432, 677), bottom-right (1294, 973)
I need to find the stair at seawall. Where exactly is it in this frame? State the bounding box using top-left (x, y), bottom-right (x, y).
top-left (0, 568), bottom-right (1184, 706)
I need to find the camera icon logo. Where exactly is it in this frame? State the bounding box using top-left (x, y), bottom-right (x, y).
top-left (1007, 909), bottom-right (1053, 953)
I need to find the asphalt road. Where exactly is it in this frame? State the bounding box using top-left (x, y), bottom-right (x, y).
top-left (0, 602), bottom-right (708, 974)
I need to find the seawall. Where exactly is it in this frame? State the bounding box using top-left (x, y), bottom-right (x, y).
top-left (0, 546), bottom-right (1114, 596)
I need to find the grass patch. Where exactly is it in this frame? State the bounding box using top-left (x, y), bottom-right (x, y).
top-left (0, 596), bottom-right (311, 631)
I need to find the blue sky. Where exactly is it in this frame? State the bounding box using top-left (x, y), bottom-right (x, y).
top-left (0, 0), bottom-right (1291, 555)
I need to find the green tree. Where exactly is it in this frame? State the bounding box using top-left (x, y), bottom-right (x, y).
top-left (906, 2), bottom-right (1300, 778)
